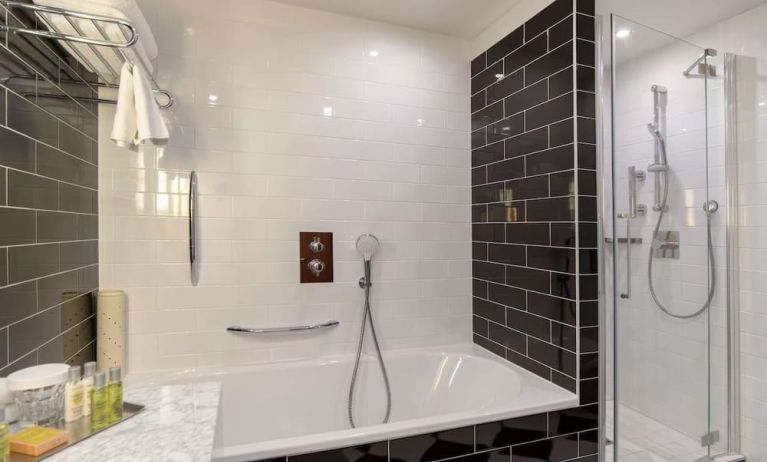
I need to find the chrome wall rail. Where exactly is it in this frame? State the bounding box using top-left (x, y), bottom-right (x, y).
top-left (227, 321), bottom-right (340, 334)
top-left (189, 171), bottom-right (198, 285)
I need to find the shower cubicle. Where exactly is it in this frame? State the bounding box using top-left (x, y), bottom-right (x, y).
top-left (603, 14), bottom-right (741, 462)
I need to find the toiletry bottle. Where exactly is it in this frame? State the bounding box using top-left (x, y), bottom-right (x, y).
top-left (90, 372), bottom-right (108, 431)
top-left (0, 408), bottom-right (9, 462)
top-left (107, 367), bottom-right (122, 424)
top-left (81, 362), bottom-right (96, 417)
top-left (64, 365), bottom-right (83, 422)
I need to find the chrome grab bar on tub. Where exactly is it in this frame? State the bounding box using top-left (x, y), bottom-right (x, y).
top-left (227, 320), bottom-right (340, 334)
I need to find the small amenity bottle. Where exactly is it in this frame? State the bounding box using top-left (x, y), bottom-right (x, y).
top-left (81, 362), bottom-right (96, 417)
top-left (0, 408), bottom-right (9, 462)
top-left (64, 366), bottom-right (83, 422)
top-left (90, 372), bottom-right (108, 431)
top-left (107, 367), bottom-right (122, 424)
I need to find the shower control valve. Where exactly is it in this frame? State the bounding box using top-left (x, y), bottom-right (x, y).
top-left (309, 236), bottom-right (324, 253)
top-left (308, 259), bottom-right (326, 277)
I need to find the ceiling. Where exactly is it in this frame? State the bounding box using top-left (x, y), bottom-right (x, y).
top-left (269, 0), bottom-right (523, 39)
top-left (598, 0), bottom-right (767, 39)
top-left (270, 0), bottom-right (767, 43)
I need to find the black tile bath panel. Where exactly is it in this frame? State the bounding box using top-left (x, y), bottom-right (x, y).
top-left (267, 408), bottom-right (598, 461)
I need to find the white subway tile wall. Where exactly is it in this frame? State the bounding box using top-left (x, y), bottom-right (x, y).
top-left (99, 0), bottom-right (472, 373)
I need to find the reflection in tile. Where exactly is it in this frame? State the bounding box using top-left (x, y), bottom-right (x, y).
top-left (389, 426), bottom-right (474, 462)
top-left (0, 126), bottom-right (35, 172)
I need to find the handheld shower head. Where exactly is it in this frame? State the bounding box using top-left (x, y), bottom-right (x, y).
top-left (356, 234), bottom-right (380, 289)
top-left (356, 234), bottom-right (380, 262)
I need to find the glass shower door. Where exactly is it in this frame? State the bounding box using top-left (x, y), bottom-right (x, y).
top-left (609, 14), bottom-right (728, 462)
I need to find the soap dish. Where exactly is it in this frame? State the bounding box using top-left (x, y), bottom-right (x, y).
top-left (10, 402), bottom-right (145, 461)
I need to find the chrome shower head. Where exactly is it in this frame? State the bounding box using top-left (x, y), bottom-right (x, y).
top-left (355, 234), bottom-right (380, 262)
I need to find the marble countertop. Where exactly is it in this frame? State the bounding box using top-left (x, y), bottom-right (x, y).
top-left (46, 381), bottom-right (221, 462)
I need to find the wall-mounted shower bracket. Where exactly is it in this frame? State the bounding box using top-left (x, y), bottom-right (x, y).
top-left (652, 230), bottom-right (679, 259)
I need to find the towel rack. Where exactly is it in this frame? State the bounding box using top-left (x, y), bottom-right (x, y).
top-left (0, 0), bottom-right (174, 108)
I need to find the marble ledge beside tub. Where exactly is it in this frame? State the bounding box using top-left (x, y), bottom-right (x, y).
top-left (47, 382), bottom-right (221, 462)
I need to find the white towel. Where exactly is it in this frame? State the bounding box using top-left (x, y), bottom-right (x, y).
top-left (32, 0), bottom-right (157, 79)
top-left (132, 63), bottom-right (168, 146)
top-left (110, 62), bottom-right (168, 149)
top-left (110, 62), bottom-right (137, 148)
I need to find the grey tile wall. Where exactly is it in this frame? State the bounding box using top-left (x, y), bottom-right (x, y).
top-left (0, 4), bottom-right (99, 375)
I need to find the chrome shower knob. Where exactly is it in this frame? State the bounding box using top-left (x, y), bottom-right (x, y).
top-left (307, 259), bottom-right (325, 276)
top-left (309, 236), bottom-right (324, 253)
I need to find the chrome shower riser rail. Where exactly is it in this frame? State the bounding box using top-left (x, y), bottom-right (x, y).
top-left (227, 321), bottom-right (340, 334)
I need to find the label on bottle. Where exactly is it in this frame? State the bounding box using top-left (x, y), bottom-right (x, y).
top-left (64, 384), bottom-right (83, 422)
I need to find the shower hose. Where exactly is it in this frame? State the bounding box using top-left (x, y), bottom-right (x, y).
top-left (347, 278), bottom-right (392, 428)
top-left (647, 160), bottom-right (716, 319)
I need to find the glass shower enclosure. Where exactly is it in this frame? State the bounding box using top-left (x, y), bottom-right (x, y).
top-left (605, 14), bottom-right (739, 462)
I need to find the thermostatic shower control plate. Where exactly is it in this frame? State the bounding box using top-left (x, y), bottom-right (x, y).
top-left (299, 232), bottom-right (334, 283)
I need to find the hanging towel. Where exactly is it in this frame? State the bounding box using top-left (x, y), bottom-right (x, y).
top-left (110, 63), bottom-right (168, 149)
top-left (132, 63), bottom-right (169, 146)
top-left (32, 0), bottom-right (157, 78)
top-left (110, 63), bottom-right (137, 149)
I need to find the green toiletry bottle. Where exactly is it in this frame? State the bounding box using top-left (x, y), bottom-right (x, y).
top-left (90, 372), bottom-right (109, 431)
top-left (107, 367), bottom-right (123, 424)
top-left (0, 407), bottom-right (8, 462)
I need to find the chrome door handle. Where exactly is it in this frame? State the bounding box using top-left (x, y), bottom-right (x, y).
top-left (618, 212), bottom-right (631, 299)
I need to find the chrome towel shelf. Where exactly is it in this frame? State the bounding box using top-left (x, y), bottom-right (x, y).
top-left (0, 0), bottom-right (174, 108)
top-left (227, 321), bottom-right (340, 334)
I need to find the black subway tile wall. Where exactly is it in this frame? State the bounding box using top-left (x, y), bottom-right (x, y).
top-left (0, 4), bottom-right (99, 375)
top-left (471, 0), bottom-right (598, 392)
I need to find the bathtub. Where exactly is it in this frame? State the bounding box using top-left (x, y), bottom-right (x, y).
top-left (135, 344), bottom-right (577, 461)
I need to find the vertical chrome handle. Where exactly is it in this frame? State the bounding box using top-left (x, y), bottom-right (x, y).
top-left (189, 171), bottom-right (198, 285)
top-left (618, 212), bottom-right (631, 299)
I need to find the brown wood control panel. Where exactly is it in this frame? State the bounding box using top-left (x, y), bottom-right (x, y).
top-left (299, 232), bottom-right (333, 283)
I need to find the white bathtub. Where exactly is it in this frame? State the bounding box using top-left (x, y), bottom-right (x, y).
top-left (135, 344), bottom-right (577, 461)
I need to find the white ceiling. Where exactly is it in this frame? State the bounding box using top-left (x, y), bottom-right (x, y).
top-left (270, 0), bottom-right (767, 43)
top-left (269, 0), bottom-right (523, 39)
top-left (598, 0), bottom-right (767, 39)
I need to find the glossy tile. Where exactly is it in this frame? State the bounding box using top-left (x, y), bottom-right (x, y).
top-left (488, 321), bottom-right (526, 353)
top-left (9, 307), bottom-right (61, 362)
top-left (525, 0), bottom-right (572, 41)
top-left (526, 144), bottom-right (575, 176)
top-left (525, 93), bottom-right (573, 130)
top-left (504, 35), bottom-right (547, 75)
top-left (37, 144), bottom-right (98, 189)
top-left (0, 249), bottom-right (6, 286)
top-left (59, 183), bottom-right (97, 213)
top-left (290, 442), bottom-right (388, 462)
top-left (0, 281), bottom-right (37, 329)
top-left (0, 207), bottom-right (36, 245)
top-left (0, 126), bottom-right (36, 172)
top-left (505, 223), bottom-right (550, 245)
top-left (473, 297), bottom-right (506, 324)
top-left (487, 27), bottom-right (524, 64)
top-left (488, 282), bottom-right (526, 309)
top-left (389, 426), bottom-right (474, 462)
top-left (506, 265), bottom-right (550, 293)
top-left (475, 413), bottom-right (547, 450)
top-left (8, 243), bottom-right (59, 283)
top-left (505, 127), bottom-right (548, 158)
top-left (525, 40), bottom-right (573, 85)
top-left (504, 80), bottom-right (548, 116)
top-left (7, 170), bottom-right (59, 210)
